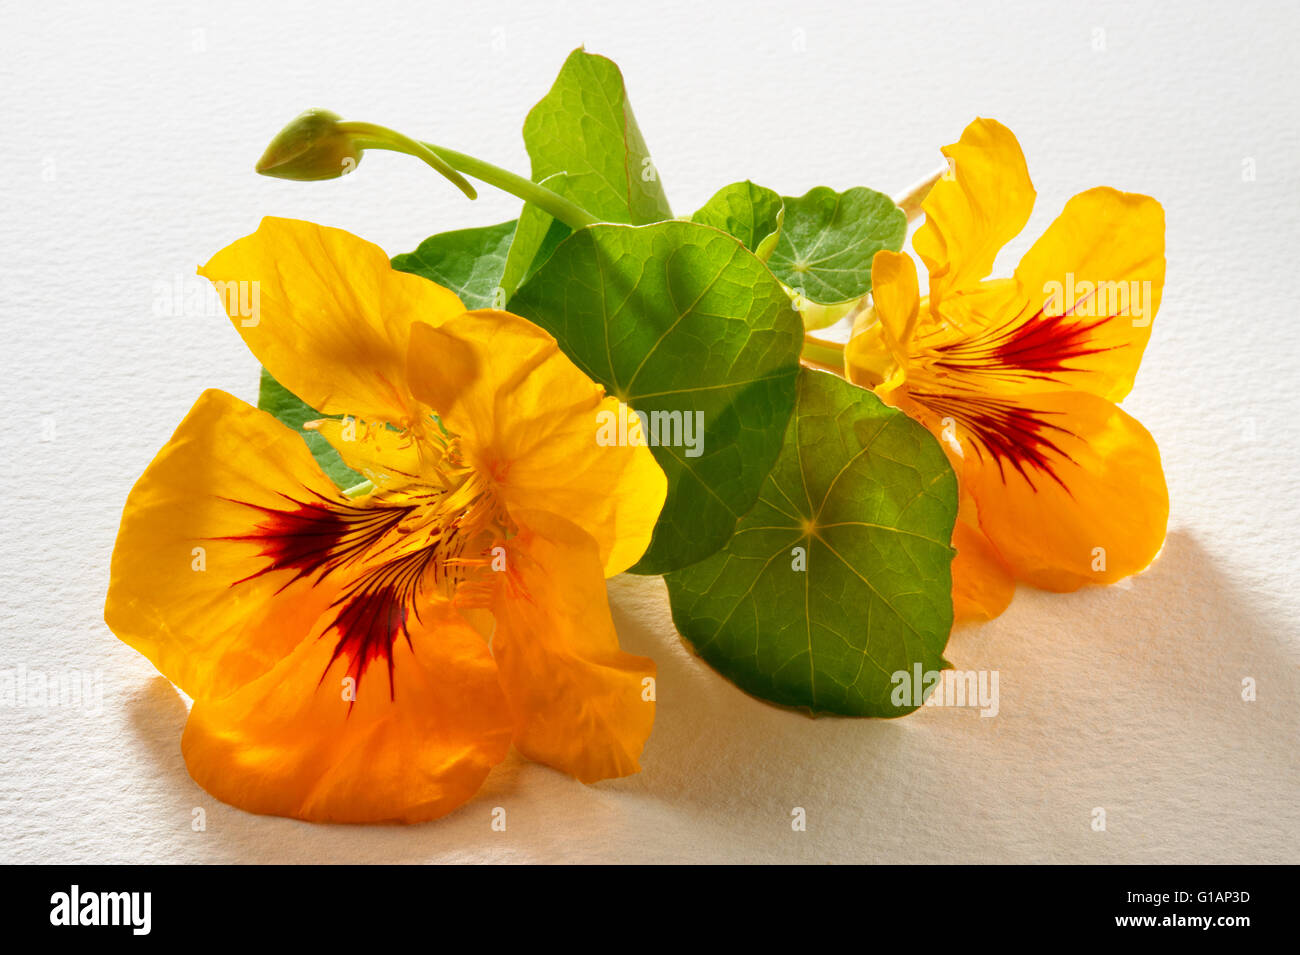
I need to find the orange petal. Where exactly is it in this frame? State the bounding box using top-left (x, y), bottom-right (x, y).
top-left (913, 118), bottom-right (1035, 307)
top-left (489, 508), bottom-right (655, 783)
top-left (407, 312), bottom-right (666, 576)
top-left (959, 390), bottom-right (1168, 591)
top-left (950, 506), bottom-right (1016, 623)
top-left (198, 217), bottom-right (465, 425)
top-left (182, 599), bottom-right (512, 823)
top-left (105, 390), bottom-right (345, 701)
top-left (1010, 187), bottom-right (1165, 402)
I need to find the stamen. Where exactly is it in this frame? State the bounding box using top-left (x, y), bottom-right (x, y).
top-left (219, 426), bottom-right (516, 701)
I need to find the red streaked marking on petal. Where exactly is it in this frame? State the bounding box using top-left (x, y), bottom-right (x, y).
top-left (216, 489), bottom-right (414, 591)
top-left (214, 489), bottom-right (479, 701)
top-left (319, 545), bottom-right (446, 701)
top-left (909, 390), bottom-right (1076, 493)
top-left (929, 291), bottom-right (1120, 385)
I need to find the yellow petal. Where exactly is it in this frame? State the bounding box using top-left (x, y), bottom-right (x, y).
top-left (896, 268), bottom-right (1145, 401)
top-left (407, 311), bottom-right (666, 576)
top-left (845, 250), bottom-right (919, 390)
top-left (182, 599), bottom-right (512, 823)
top-left (198, 217), bottom-right (465, 425)
top-left (913, 118), bottom-right (1035, 307)
top-left (489, 509), bottom-right (655, 783)
top-left (1010, 187), bottom-right (1165, 402)
top-left (959, 390), bottom-right (1168, 591)
top-left (309, 416), bottom-right (424, 488)
top-left (105, 390), bottom-right (344, 701)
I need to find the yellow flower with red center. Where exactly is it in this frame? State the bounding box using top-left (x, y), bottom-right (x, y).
top-left (105, 217), bottom-right (666, 823)
top-left (845, 119), bottom-right (1168, 622)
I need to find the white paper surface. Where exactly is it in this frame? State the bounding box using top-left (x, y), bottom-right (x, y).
top-left (2, 0), bottom-right (1297, 864)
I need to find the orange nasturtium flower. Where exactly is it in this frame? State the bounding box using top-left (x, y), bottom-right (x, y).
top-left (105, 217), bottom-right (666, 823)
top-left (845, 119), bottom-right (1168, 622)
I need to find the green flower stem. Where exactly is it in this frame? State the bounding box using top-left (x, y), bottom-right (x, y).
top-left (415, 140), bottom-right (598, 230)
top-left (801, 336), bottom-right (846, 373)
top-left (335, 121), bottom-right (477, 199)
top-left (333, 120), bottom-right (598, 231)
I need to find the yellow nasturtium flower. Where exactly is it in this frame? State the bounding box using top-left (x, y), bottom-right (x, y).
top-left (106, 217), bottom-right (666, 823)
top-left (846, 119), bottom-right (1168, 622)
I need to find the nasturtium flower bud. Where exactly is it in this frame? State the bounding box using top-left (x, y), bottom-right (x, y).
top-left (255, 109), bottom-right (362, 181)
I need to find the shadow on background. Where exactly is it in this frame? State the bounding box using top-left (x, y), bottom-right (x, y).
top-left (606, 527), bottom-right (1299, 862)
top-left (125, 528), bottom-right (1298, 862)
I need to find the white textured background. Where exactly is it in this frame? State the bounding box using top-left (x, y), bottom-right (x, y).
top-left (2, 0), bottom-right (1297, 864)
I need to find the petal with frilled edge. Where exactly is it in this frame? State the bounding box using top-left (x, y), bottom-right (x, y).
top-left (407, 312), bottom-right (666, 577)
top-left (182, 598), bottom-right (512, 823)
top-left (950, 505), bottom-right (1016, 623)
top-left (960, 390), bottom-right (1168, 591)
top-left (198, 217), bottom-right (466, 425)
top-left (106, 389), bottom-right (350, 701)
top-left (489, 509), bottom-right (655, 783)
top-left (1007, 187), bottom-right (1165, 402)
top-left (912, 118), bottom-right (1035, 308)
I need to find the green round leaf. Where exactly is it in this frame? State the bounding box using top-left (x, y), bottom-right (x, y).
top-left (510, 220), bottom-right (803, 575)
top-left (257, 368), bottom-right (361, 490)
top-left (767, 185), bottom-right (906, 306)
top-left (690, 181), bottom-right (785, 262)
top-left (665, 369), bottom-right (958, 716)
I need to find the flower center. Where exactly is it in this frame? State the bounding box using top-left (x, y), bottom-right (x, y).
top-left (223, 423), bottom-right (512, 700)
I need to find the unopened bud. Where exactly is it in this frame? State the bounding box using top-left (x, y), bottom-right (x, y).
top-left (255, 109), bottom-right (362, 181)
